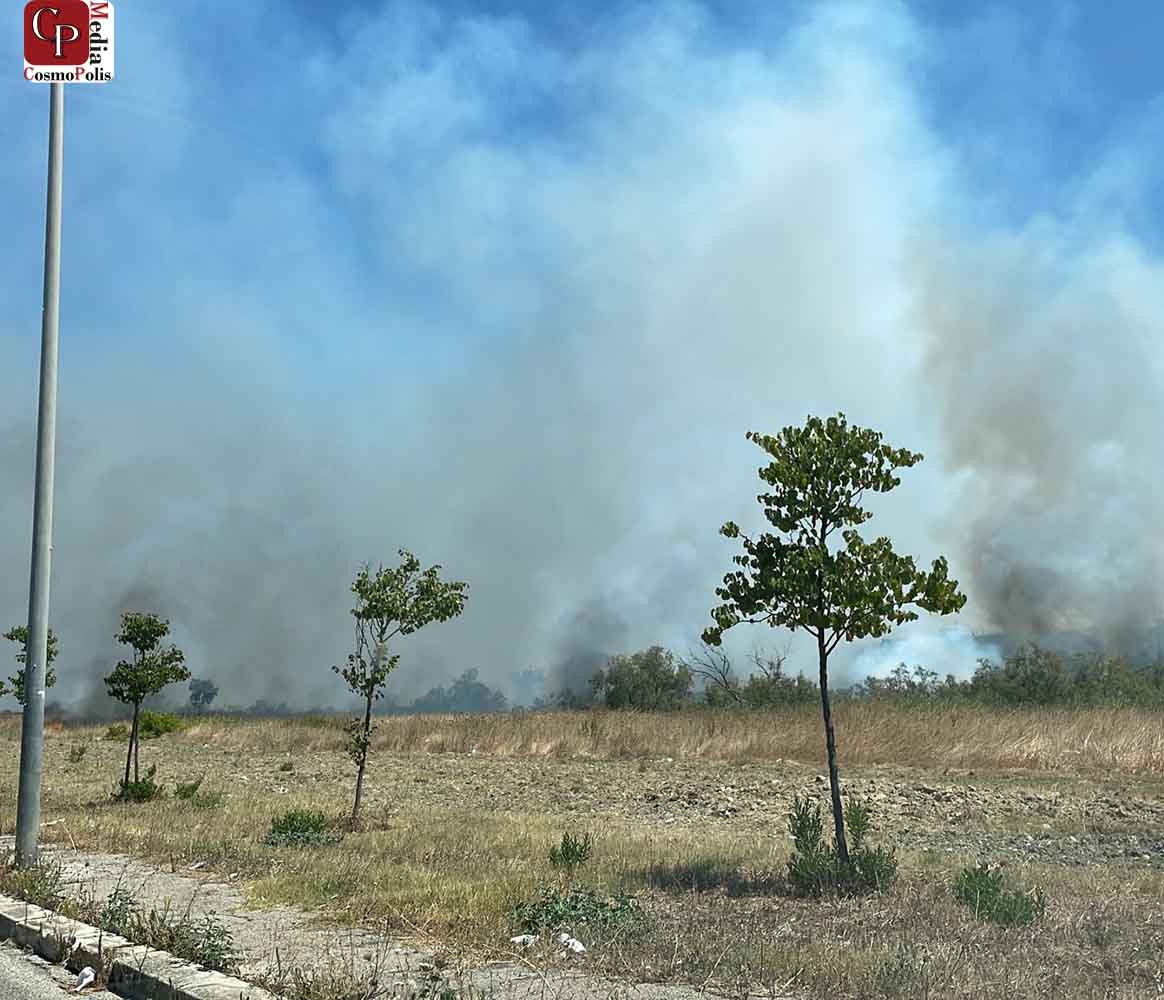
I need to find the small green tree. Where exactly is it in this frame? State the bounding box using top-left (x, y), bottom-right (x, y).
top-left (188, 677), bottom-right (219, 711)
top-left (336, 551), bottom-right (468, 824)
top-left (104, 613), bottom-right (189, 789)
top-left (703, 413), bottom-right (965, 867)
top-left (2, 625), bottom-right (58, 705)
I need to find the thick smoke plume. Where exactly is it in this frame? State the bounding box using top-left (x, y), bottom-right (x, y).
top-left (2, 3), bottom-right (1160, 710)
top-left (914, 229), bottom-right (1164, 653)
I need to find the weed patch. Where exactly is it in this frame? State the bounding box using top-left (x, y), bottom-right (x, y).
top-left (113, 763), bottom-right (164, 803)
top-left (0, 864), bottom-right (238, 973)
top-left (138, 710), bottom-right (187, 740)
top-left (785, 795), bottom-right (897, 898)
top-left (0, 860), bottom-right (69, 912)
top-left (264, 808), bottom-right (342, 848)
top-left (953, 862), bottom-right (1046, 926)
top-left (549, 831), bottom-right (593, 878)
top-left (190, 790), bottom-right (225, 809)
top-left (174, 776), bottom-right (203, 800)
top-left (511, 884), bottom-right (642, 935)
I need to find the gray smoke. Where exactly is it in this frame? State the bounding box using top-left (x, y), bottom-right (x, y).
top-left (549, 598), bottom-right (632, 698)
top-left (2, 3), bottom-right (1160, 712)
top-left (913, 227), bottom-right (1164, 651)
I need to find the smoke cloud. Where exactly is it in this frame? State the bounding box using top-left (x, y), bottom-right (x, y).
top-left (1, 2), bottom-right (1160, 710)
top-left (849, 628), bottom-right (1004, 686)
top-left (913, 225), bottom-right (1164, 651)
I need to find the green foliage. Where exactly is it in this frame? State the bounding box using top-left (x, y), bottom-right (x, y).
top-left (138, 709), bottom-right (187, 739)
top-left (953, 862), bottom-right (1045, 926)
top-left (341, 716), bottom-right (372, 769)
top-left (705, 413), bottom-right (965, 867)
top-left (114, 763), bottom-right (164, 803)
top-left (0, 860), bottom-right (68, 911)
top-left (843, 648), bottom-right (1164, 709)
top-left (94, 885), bottom-right (238, 973)
top-left (182, 912), bottom-right (238, 974)
top-left (139, 905), bottom-right (239, 973)
top-left (191, 790), bottom-right (225, 809)
top-left (412, 668), bottom-right (508, 713)
top-left (549, 831), bottom-right (593, 879)
top-left (590, 646), bottom-right (693, 710)
top-left (785, 795), bottom-right (897, 898)
top-left (174, 776), bottom-right (203, 800)
top-left (264, 809), bottom-right (342, 848)
top-left (1, 625), bottom-right (58, 705)
top-left (335, 551), bottom-right (468, 823)
top-left (105, 723), bottom-right (129, 741)
top-left (704, 414), bottom-right (966, 649)
top-left (0, 863), bottom-right (237, 974)
top-left (849, 663), bottom-right (950, 703)
top-left (99, 884), bottom-right (136, 935)
top-left (106, 612), bottom-right (190, 788)
top-left (511, 884), bottom-right (641, 934)
top-left (105, 613), bottom-right (190, 707)
top-left (67, 743), bottom-right (87, 763)
top-left (692, 646), bottom-right (818, 709)
top-left (188, 677), bottom-right (219, 710)
top-left (335, 552), bottom-right (469, 705)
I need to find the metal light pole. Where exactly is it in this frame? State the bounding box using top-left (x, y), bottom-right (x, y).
top-left (15, 81), bottom-right (64, 869)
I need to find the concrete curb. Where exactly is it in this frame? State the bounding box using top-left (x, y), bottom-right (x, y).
top-left (0, 891), bottom-right (280, 1000)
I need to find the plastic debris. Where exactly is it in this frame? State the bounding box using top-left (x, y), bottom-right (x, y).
top-left (509, 934), bottom-right (539, 948)
top-left (557, 932), bottom-right (585, 954)
top-left (73, 966), bottom-right (96, 992)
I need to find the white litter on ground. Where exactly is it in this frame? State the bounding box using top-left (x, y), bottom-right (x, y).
top-left (73, 966), bottom-right (95, 992)
top-left (557, 932), bottom-right (586, 954)
top-left (509, 934), bottom-right (539, 948)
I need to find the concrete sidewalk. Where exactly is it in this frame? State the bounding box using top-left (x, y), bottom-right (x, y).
top-left (0, 838), bottom-right (793, 1000)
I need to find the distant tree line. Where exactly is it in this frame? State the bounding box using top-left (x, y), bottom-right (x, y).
top-left (42, 641), bottom-right (1164, 720)
top-left (532, 641), bottom-right (1164, 712)
top-left (196, 667), bottom-right (510, 718)
top-left (17, 633), bottom-right (1164, 722)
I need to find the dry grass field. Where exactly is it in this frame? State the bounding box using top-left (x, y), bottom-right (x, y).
top-left (2, 704), bottom-right (1164, 999)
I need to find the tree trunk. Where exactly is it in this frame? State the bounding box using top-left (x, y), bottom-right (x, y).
top-left (122, 707), bottom-right (135, 788)
top-left (818, 630), bottom-right (850, 867)
top-left (351, 694), bottom-right (373, 825)
top-left (131, 702), bottom-right (141, 784)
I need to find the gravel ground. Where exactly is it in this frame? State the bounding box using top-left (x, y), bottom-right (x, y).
top-left (226, 747), bottom-right (1164, 869)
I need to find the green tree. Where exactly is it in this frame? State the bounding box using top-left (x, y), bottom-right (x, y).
top-left (1, 625), bottom-right (58, 705)
top-left (188, 677), bottom-right (219, 711)
top-left (104, 613), bottom-right (189, 789)
top-left (412, 668), bottom-right (508, 713)
top-left (703, 414), bottom-right (965, 866)
top-left (336, 551), bottom-right (468, 824)
top-left (589, 646), bottom-right (693, 710)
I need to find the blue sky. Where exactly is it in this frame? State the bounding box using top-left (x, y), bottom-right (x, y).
top-left (2, 1), bottom-right (1163, 707)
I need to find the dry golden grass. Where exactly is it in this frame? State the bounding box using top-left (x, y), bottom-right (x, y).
top-left (1, 706), bottom-right (1163, 998)
top-left (111, 702), bottom-right (1164, 776)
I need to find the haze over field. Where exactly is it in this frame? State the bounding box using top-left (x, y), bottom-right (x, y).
top-left (2, 2), bottom-right (1163, 711)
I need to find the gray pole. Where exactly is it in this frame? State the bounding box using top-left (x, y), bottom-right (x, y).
top-left (15, 82), bottom-right (65, 869)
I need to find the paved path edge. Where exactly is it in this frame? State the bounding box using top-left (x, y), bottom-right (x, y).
top-left (0, 891), bottom-right (279, 1000)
